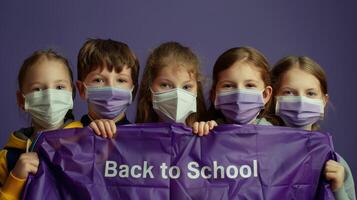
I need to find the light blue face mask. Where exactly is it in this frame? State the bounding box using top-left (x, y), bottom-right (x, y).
top-left (85, 85), bottom-right (133, 119)
top-left (24, 89), bottom-right (73, 129)
top-left (151, 88), bottom-right (197, 123)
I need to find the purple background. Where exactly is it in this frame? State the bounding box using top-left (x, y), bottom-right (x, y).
top-left (1, 0), bottom-right (356, 190)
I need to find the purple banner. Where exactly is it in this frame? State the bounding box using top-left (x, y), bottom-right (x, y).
top-left (22, 123), bottom-right (335, 199)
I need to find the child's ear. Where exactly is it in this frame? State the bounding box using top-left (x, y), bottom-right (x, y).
top-left (76, 80), bottom-right (86, 100)
top-left (262, 86), bottom-right (273, 104)
top-left (16, 90), bottom-right (25, 111)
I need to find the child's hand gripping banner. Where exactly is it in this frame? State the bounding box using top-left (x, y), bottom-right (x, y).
top-left (22, 124), bottom-right (335, 199)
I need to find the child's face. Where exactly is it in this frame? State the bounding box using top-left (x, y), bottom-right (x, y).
top-left (151, 64), bottom-right (197, 95)
top-left (17, 59), bottom-right (72, 110)
top-left (215, 62), bottom-right (272, 103)
top-left (78, 65), bottom-right (133, 99)
top-left (21, 59), bottom-right (73, 95)
top-left (276, 67), bottom-right (327, 104)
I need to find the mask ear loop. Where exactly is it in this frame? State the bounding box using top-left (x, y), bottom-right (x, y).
top-left (149, 87), bottom-right (155, 94)
top-left (21, 92), bottom-right (27, 111)
top-left (19, 91), bottom-right (36, 129)
top-left (22, 92), bottom-right (29, 111)
top-left (127, 86), bottom-right (135, 103)
top-left (260, 88), bottom-right (267, 103)
top-left (255, 89), bottom-right (267, 122)
top-left (82, 82), bottom-right (89, 99)
top-left (129, 86), bottom-right (135, 92)
top-left (321, 93), bottom-right (329, 119)
top-left (275, 96), bottom-right (281, 115)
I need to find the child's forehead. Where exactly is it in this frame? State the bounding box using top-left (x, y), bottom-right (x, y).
top-left (219, 62), bottom-right (263, 79)
top-left (281, 68), bottom-right (321, 89)
top-left (157, 64), bottom-right (196, 79)
top-left (88, 64), bottom-right (131, 75)
top-left (28, 59), bottom-right (68, 75)
top-left (24, 60), bottom-right (71, 84)
top-left (160, 61), bottom-right (196, 73)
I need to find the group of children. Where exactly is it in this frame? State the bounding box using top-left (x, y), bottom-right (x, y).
top-left (0, 39), bottom-right (355, 200)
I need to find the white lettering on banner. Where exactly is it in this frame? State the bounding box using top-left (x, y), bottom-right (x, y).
top-left (201, 165), bottom-right (212, 179)
top-left (118, 165), bottom-right (129, 177)
top-left (168, 166), bottom-right (181, 179)
top-left (187, 162), bottom-right (200, 179)
top-left (104, 161), bottom-right (154, 178)
top-left (160, 162), bottom-right (169, 179)
top-left (160, 163), bottom-right (181, 179)
top-left (187, 160), bottom-right (258, 179)
top-left (104, 160), bottom-right (258, 179)
top-left (104, 161), bottom-right (117, 177)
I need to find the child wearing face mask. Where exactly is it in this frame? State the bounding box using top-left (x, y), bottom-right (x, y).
top-left (67, 39), bottom-right (140, 138)
top-left (136, 42), bottom-right (212, 131)
top-left (0, 50), bottom-right (76, 200)
top-left (195, 47), bottom-right (273, 136)
top-left (271, 56), bottom-right (356, 200)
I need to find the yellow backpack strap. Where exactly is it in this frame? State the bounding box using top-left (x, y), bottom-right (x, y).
top-left (64, 121), bottom-right (84, 129)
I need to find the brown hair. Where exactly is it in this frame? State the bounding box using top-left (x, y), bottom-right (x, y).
top-left (270, 56), bottom-right (328, 129)
top-left (209, 46), bottom-right (272, 122)
top-left (136, 41), bottom-right (207, 126)
top-left (18, 49), bottom-right (75, 120)
top-left (77, 38), bottom-right (140, 97)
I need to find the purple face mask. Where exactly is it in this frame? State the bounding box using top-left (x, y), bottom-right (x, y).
top-left (215, 89), bottom-right (265, 124)
top-left (86, 86), bottom-right (133, 119)
top-left (275, 96), bottom-right (324, 128)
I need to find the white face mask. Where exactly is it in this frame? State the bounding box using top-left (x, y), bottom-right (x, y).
top-left (24, 89), bottom-right (73, 129)
top-left (151, 88), bottom-right (197, 123)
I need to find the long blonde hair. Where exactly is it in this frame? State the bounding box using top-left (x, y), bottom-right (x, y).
top-left (209, 47), bottom-right (273, 122)
top-left (270, 56), bottom-right (328, 129)
top-left (136, 42), bottom-right (207, 126)
top-left (18, 49), bottom-right (75, 121)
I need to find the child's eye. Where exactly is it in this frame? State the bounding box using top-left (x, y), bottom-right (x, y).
top-left (56, 85), bottom-right (66, 90)
top-left (222, 84), bottom-right (233, 88)
top-left (245, 83), bottom-right (257, 88)
top-left (117, 78), bottom-right (127, 83)
top-left (94, 78), bottom-right (104, 83)
top-left (307, 91), bottom-right (317, 97)
top-left (32, 87), bottom-right (42, 92)
top-left (282, 90), bottom-right (294, 96)
top-left (160, 83), bottom-right (172, 89)
top-left (182, 84), bottom-right (193, 91)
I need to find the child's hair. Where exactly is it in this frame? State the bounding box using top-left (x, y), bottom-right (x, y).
top-left (208, 47), bottom-right (272, 122)
top-left (18, 49), bottom-right (75, 121)
top-left (136, 41), bottom-right (207, 125)
top-left (270, 56), bottom-right (328, 130)
top-left (77, 38), bottom-right (140, 97)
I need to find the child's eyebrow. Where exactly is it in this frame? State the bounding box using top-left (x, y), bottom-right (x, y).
top-left (306, 88), bottom-right (318, 91)
top-left (183, 79), bottom-right (195, 84)
top-left (244, 79), bottom-right (258, 83)
top-left (54, 79), bottom-right (71, 83)
top-left (157, 78), bottom-right (173, 84)
top-left (217, 79), bottom-right (235, 83)
top-left (28, 81), bottom-right (42, 86)
top-left (89, 72), bottom-right (104, 77)
top-left (117, 73), bottom-right (130, 77)
top-left (281, 86), bottom-right (295, 90)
